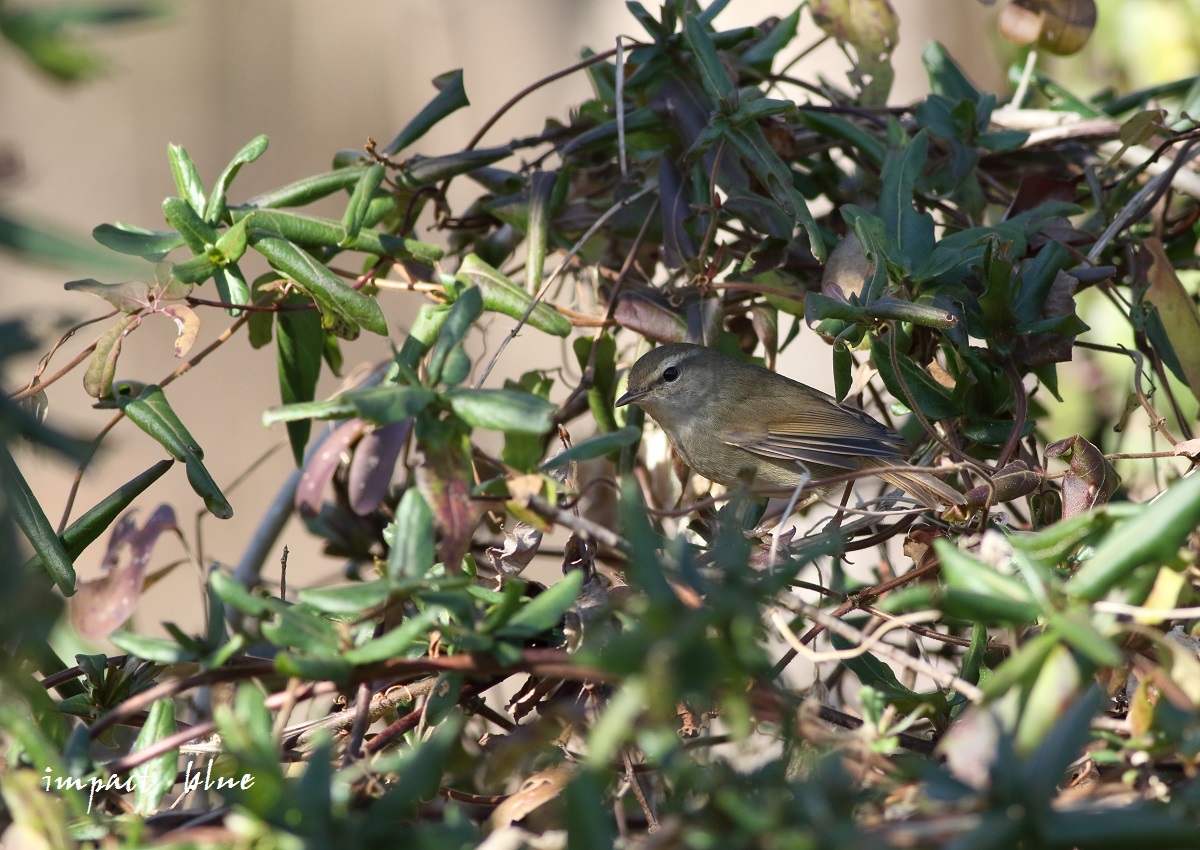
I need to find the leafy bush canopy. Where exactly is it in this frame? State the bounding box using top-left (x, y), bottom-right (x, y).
top-left (5, 0), bottom-right (1200, 847)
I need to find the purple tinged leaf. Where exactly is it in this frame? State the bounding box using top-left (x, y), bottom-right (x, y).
top-left (1013, 271), bottom-right (1084, 367)
top-left (296, 419), bottom-right (365, 519)
top-left (65, 278), bottom-right (153, 313)
top-left (69, 504), bottom-right (180, 639)
top-left (1046, 435), bottom-right (1120, 518)
top-left (348, 419), bottom-right (412, 516)
top-left (416, 430), bottom-right (481, 572)
top-left (613, 292), bottom-right (687, 344)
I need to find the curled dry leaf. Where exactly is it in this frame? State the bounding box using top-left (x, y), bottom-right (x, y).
top-left (487, 522), bottom-right (544, 577)
top-left (1172, 438), bottom-right (1200, 459)
top-left (962, 460), bottom-right (1043, 508)
top-left (84, 314), bottom-right (139, 399)
top-left (489, 765), bottom-right (573, 830)
top-left (1045, 435), bottom-right (1119, 518)
top-left (160, 304), bottom-right (200, 358)
top-left (69, 504), bottom-right (180, 639)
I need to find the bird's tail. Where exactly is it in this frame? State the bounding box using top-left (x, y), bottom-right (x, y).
top-left (859, 457), bottom-right (965, 510)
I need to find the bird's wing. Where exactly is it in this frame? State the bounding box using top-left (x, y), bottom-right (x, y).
top-left (721, 404), bottom-right (907, 470)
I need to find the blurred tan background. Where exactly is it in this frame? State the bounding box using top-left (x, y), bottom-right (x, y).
top-left (2, 1), bottom-right (1003, 642)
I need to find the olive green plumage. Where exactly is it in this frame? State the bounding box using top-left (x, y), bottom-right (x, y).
top-left (615, 343), bottom-right (964, 510)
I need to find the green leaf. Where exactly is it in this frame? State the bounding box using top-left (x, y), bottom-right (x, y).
top-left (170, 253), bottom-right (219, 284)
top-left (387, 489), bottom-right (435, 580)
top-left (831, 635), bottom-right (925, 711)
top-left (496, 570), bottom-right (584, 639)
top-left (274, 652), bottom-right (352, 685)
top-left (564, 769), bottom-right (619, 850)
top-left (743, 6), bottom-right (801, 66)
top-left (423, 673), bottom-right (463, 726)
top-left (117, 384), bottom-right (202, 462)
top-left (343, 609), bottom-right (438, 665)
top-left (20, 459), bottom-right (173, 578)
top-left (0, 445), bottom-right (76, 594)
top-left (210, 570), bottom-right (272, 616)
top-left (878, 130), bottom-right (935, 270)
top-left (109, 630), bottom-right (198, 664)
top-left (92, 223), bottom-right (184, 258)
top-left (935, 538), bottom-right (1038, 605)
top-left (525, 170), bottom-right (554, 295)
top-left (262, 396), bottom-right (358, 425)
top-left (841, 205), bottom-right (889, 302)
top-left (236, 208), bottom-right (442, 264)
top-left (117, 384), bottom-right (233, 519)
top-left (1071, 471), bottom-right (1200, 601)
top-left (251, 235), bottom-right (387, 338)
top-left (130, 699), bottom-right (178, 816)
top-left (427, 285), bottom-right (483, 386)
top-left (261, 602), bottom-right (340, 654)
top-left (167, 143), bottom-right (206, 215)
top-left (245, 166), bottom-right (366, 209)
top-left (370, 715), bottom-right (462, 819)
top-left (276, 303), bottom-right (324, 465)
top-left (574, 333), bottom-right (619, 433)
top-left (340, 163), bottom-right (386, 244)
top-left (938, 587), bottom-right (1041, 624)
top-left (213, 218), bottom-right (249, 266)
top-left (804, 292), bottom-right (958, 329)
top-left (454, 254), bottom-right (571, 336)
top-left (797, 110), bottom-right (887, 167)
top-left (213, 263), bottom-right (250, 314)
top-left (922, 41), bottom-right (980, 102)
top-left (346, 385), bottom-right (437, 425)
top-left (162, 196), bottom-right (219, 253)
top-left (204, 134), bottom-right (269, 223)
top-left (184, 455), bottom-right (234, 520)
top-left (832, 343), bottom-right (853, 402)
top-left (723, 122), bottom-right (825, 260)
top-left (0, 4), bottom-right (165, 81)
top-left (444, 388), bottom-right (555, 434)
top-left (383, 69), bottom-right (470, 154)
top-left (870, 335), bottom-right (959, 419)
top-left (298, 579), bottom-right (392, 614)
top-left (1045, 610), bottom-right (1122, 667)
top-left (683, 15), bottom-right (736, 102)
top-left (541, 427), bottom-right (641, 470)
top-left (394, 147), bottom-right (511, 187)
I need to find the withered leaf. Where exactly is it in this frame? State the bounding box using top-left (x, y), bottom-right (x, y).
top-left (69, 505), bottom-right (180, 639)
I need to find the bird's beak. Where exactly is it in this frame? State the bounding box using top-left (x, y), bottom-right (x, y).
top-left (615, 388), bottom-right (646, 408)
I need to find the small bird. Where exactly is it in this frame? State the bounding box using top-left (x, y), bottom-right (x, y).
top-left (615, 343), bottom-right (964, 510)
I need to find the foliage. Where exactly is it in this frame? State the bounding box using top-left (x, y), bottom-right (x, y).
top-left (5, 1), bottom-right (1200, 847)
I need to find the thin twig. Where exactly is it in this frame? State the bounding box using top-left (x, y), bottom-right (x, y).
top-left (462, 47), bottom-right (622, 153)
top-left (475, 183), bottom-right (657, 387)
top-left (785, 600), bottom-right (984, 701)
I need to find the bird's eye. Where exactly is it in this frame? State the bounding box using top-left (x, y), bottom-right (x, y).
top-left (663, 366), bottom-right (680, 382)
